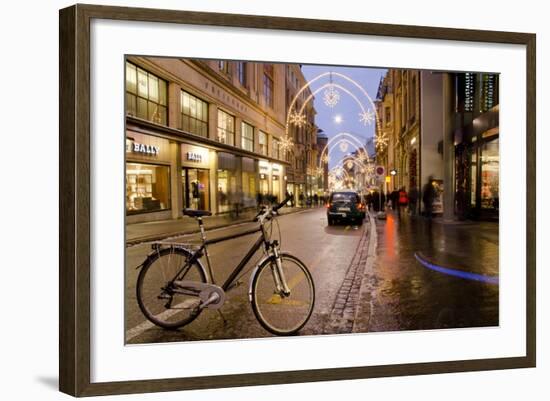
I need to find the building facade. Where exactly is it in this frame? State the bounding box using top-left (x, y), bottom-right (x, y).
top-left (375, 69), bottom-right (421, 198)
top-left (375, 69), bottom-right (499, 220)
top-left (125, 57), bottom-right (293, 223)
top-left (284, 64), bottom-right (318, 200)
top-left (453, 73), bottom-right (499, 220)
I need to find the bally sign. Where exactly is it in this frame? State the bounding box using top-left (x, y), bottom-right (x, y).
top-left (187, 152), bottom-right (203, 163)
top-left (133, 142), bottom-right (160, 155)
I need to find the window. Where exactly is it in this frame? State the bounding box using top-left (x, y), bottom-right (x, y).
top-left (181, 91), bottom-right (208, 137)
top-left (126, 163), bottom-right (170, 214)
top-left (237, 62), bottom-right (247, 87)
top-left (126, 62), bottom-right (167, 124)
top-left (259, 131), bottom-right (268, 155)
top-left (480, 138), bottom-right (499, 210)
top-left (263, 65), bottom-right (274, 108)
top-left (241, 122), bottom-right (254, 152)
top-left (218, 60), bottom-right (229, 74)
top-left (385, 107), bottom-right (391, 126)
top-left (217, 110), bottom-right (235, 146)
top-left (272, 138), bottom-right (280, 159)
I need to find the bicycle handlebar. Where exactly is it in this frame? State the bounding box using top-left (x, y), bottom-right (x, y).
top-left (253, 195), bottom-right (292, 222)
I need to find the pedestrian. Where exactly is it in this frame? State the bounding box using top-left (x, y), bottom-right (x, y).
top-left (422, 176), bottom-right (436, 218)
top-left (389, 189), bottom-right (399, 210)
top-left (313, 193), bottom-right (319, 207)
top-left (408, 185), bottom-right (418, 216)
top-left (299, 192), bottom-right (304, 207)
top-left (285, 190), bottom-right (291, 206)
top-left (397, 186), bottom-right (408, 218)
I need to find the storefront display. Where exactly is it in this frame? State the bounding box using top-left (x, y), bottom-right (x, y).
top-left (182, 168), bottom-right (209, 211)
top-left (480, 138), bottom-right (499, 211)
top-left (241, 157), bottom-right (258, 208)
top-left (126, 132), bottom-right (172, 216)
top-left (126, 163), bottom-right (170, 214)
top-left (217, 153), bottom-right (239, 213)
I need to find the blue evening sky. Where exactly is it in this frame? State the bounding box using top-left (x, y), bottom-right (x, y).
top-left (301, 64), bottom-right (387, 168)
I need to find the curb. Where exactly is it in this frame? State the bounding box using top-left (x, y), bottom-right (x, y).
top-left (126, 207), bottom-right (316, 247)
top-left (351, 212), bottom-right (378, 333)
top-left (323, 216), bottom-right (371, 334)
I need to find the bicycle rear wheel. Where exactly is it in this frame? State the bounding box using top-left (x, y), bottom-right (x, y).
top-left (137, 247), bottom-right (207, 329)
top-left (251, 253), bottom-right (315, 335)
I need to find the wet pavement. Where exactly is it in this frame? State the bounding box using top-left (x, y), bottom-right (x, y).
top-left (357, 210), bottom-right (499, 332)
top-left (125, 208), bottom-right (367, 344)
top-left (125, 206), bottom-right (499, 344)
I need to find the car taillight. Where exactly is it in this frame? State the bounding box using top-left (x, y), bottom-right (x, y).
top-left (326, 203), bottom-right (331, 208)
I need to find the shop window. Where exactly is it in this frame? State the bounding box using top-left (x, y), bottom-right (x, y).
top-left (217, 110), bottom-right (235, 146)
top-left (242, 158), bottom-right (258, 207)
top-left (181, 91), bottom-right (208, 137)
top-left (126, 163), bottom-right (170, 214)
top-left (241, 122), bottom-right (254, 152)
top-left (125, 62), bottom-right (167, 125)
top-left (217, 169), bottom-right (238, 213)
top-left (480, 138), bottom-right (499, 210)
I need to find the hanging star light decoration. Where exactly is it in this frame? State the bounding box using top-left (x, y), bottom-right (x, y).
top-left (359, 109), bottom-right (375, 126)
top-left (321, 154), bottom-right (330, 165)
top-left (357, 150), bottom-right (369, 164)
top-left (279, 135), bottom-right (294, 154)
top-left (323, 85), bottom-right (340, 108)
top-left (289, 111), bottom-right (306, 127)
top-left (374, 132), bottom-right (389, 151)
top-left (339, 141), bottom-right (349, 152)
top-left (346, 160), bottom-right (354, 170)
top-left (365, 163), bottom-right (375, 175)
top-left (316, 167), bottom-right (324, 176)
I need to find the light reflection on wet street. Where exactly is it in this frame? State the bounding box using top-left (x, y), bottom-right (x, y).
top-left (365, 211), bottom-right (499, 331)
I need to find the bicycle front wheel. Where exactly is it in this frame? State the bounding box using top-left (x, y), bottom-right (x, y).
top-left (251, 253), bottom-right (315, 335)
top-left (137, 247), bottom-right (207, 329)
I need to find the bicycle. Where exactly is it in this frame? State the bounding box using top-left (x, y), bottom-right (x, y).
top-left (136, 195), bottom-right (315, 336)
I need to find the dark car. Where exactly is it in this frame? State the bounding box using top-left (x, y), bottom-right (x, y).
top-left (326, 190), bottom-right (366, 226)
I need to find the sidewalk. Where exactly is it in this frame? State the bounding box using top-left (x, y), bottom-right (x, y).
top-left (352, 210), bottom-right (499, 333)
top-left (126, 206), bottom-right (316, 246)
top-left (380, 211), bottom-right (498, 277)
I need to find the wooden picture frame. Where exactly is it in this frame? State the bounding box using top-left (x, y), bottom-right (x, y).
top-left (59, 3), bottom-right (536, 397)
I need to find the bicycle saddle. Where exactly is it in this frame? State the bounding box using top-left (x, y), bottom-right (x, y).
top-left (183, 209), bottom-right (212, 217)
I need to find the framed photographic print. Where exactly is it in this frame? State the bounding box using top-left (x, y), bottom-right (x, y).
top-left (59, 4), bottom-right (536, 397)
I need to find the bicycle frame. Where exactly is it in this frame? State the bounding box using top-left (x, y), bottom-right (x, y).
top-left (159, 217), bottom-right (275, 293)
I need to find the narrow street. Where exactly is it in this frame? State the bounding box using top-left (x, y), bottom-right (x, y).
top-left (126, 207), bottom-right (366, 343)
top-left (126, 206), bottom-right (499, 344)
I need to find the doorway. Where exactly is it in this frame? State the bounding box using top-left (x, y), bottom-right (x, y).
top-left (182, 168), bottom-right (210, 211)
